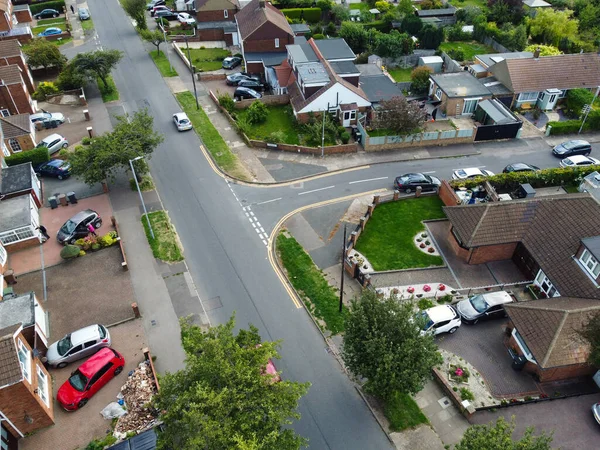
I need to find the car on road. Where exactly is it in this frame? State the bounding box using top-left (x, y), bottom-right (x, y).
top-left (451, 167), bottom-right (495, 180)
top-left (46, 324), bottom-right (111, 368)
top-left (34, 9), bottom-right (60, 19)
top-left (35, 133), bottom-right (68, 154)
top-left (418, 305), bottom-right (461, 335)
top-left (226, 72), bottom-right (259, 85)
top-left (34, 159), bottom-right (71, 179)
top-left (30, 111), bottom-right (66, 125)
top-left (234, 87), bottom-right (262, 100)
top-left (177, 12), bottom-right (196, 24)
top-left (57, 209), bottom-right (102, 244)
top-left (154, 9), bottom-right (178, 20)
top-left (173, 112), bottom-right (192, 131)
top-left (456, 291), bottom-right (515, 324)
top-left (502, 163), bottom-right (540, 173)
top-left (237, 79), bottom-right (266, 91)
top-left (559, 155), bottom-right (600, 168)
top-left (222, 56), bottom-right (242, 69)
top-left (146, 0), bottom-right (165, 10)
top-left (151, 5), bottom-right (172, 16)
top-left (57, 347), bottom-right (125, 411)
top-left (552, 140), bottom-right (592, 158)
top-left (38, 27), bottom-right (62, 37)
top-left (78, 7), bottom-right (90, 20)
top-left (593, 402), bottom-right (600, 425)
top-left (393, 173), bottom-right (441, 193)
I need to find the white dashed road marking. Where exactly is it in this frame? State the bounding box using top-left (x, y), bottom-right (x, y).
top-left (348, 176), bottom-right (388, 184)
top-left (298, 185), bottom-right (335, 195)
top-left (227, 181), bottom-right (268, 247)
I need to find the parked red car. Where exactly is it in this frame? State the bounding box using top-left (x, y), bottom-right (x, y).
top-left (57, 347), bottom-right (125, 411)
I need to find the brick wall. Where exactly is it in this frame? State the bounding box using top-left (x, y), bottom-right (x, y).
top-left (13, 9), bottom-right (32, 24)
top-left (199, 72), bottom-right (227, 81)
top-left (233, 93), bottom-right (289, 108)
top-left (245, 61), bottom-right (264, 75)
top-left (0, 34), bottom-right (32, 45)
top-left (469, 242), bottom-right (517, 264)
top-left (537, 363), bottom-right (595, 382)
top-left (439, 180), bottom-right (461, 206)
top-left (196, 10), bottom-right (236, 21)
top-left (5, 134), bottom-right (35, 152)
top-left (196, 28), bottom-right (225, 41)
top-left (446, 226), bottom-right (470, 261)
top-left (249, 139), bottom-right (357, 155)
top-left (5, 236), bottom-right (38, 253)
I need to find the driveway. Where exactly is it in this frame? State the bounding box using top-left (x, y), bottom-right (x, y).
top-left (202, 79), bottom-right (235, 96)
top-left (20, 320), bottom-right (149, 450)
top-left (41, 175), bottom-right (104, 206)
top-left (35, 101), bottom-right (93, 148)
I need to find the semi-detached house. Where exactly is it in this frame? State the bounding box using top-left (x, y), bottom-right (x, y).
top-left (194, 0), bottom-right (240, 46)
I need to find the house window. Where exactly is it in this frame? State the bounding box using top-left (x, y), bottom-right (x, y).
top-left (579, 249), bottom-right (600, 278)
top-left (0, 226), bottom-right (35, 245)
top-left (534, 270), bottom-right (559, 298)
top-left (462, 98), bottom-right (479, 115)
top-left (224, 9), bottom-right (228, 18)
top-left (350, 111), bottom-right (356, 120)
top-left (36, 365), bottom-right (50, 407)
top-left (17, 338), bottom-right (31, 383)
top-left (0, 109), bottom-right (9, 117)
top-left (518, 92), bottom-right (540, 102)
top-left (435, 87), bottom-right (442, 100)
top-left (0, 242), bottom-right (6, 266)
top-left (8, 138), bottom-right (21, 153)
top-left (1, 142), bottom-right (8, 157)
top-left (275, 38), bottom-right (280, 48)
top-left (512, 329), bottom-right (535, 362)
top-left (559, 89), bottom-right (567, 99)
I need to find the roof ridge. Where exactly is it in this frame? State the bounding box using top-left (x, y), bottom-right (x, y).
top-left (541, 310), bottom-right (569, 367)
top-left (1, 115), bottom-right (29, 133)
top-left (466, 203), bottom-right (490, 247)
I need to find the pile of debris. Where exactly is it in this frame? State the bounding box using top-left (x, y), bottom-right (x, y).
top-left (113, 361), bottom-right (160, 437)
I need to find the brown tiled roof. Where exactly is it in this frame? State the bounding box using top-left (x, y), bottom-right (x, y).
top-left (492, 53), bottom-right (600, 93)
top-left (196, 0), bottom-right (239, 10)
top-left (444, 194), bottom-right (600, 299)
top-left (0, 40), bottom-right (21, 59)
top-left (505, 298), bottom-right (600, 368)
top-left (235, 0), bottom-right (292, 40)
top-left (0, 113), bottom-right (31, 138)
top-left (0, 324), bottom-right (23, 388)
top-left (0, 65), bottom-right (24, 85)
top-left (0, 0), bottom-right (11, 14)
top-left (274, 58), bottom-right (292, 87)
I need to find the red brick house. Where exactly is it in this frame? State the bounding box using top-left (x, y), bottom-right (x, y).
top-left (0, 0), bottom-right (32, 45)
top-left (0, 40), bottom-right (34, 93)
top-left (195, 0), bottom-right (240, 45)
top-left (235, 0), bottom-right (294, 75)
top-left (0, 65), bottom-right (35, 115)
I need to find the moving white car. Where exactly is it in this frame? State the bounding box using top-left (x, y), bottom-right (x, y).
top-left (452, 167), bottom-right (495, 180)
top-left (46, 324), bottom-right (111, 368)
top-left (173, 112), bottom-right (192, 131)
top-left (559, 155), bottom-right (600, 168)
top-left (418, 305), bottom-right (461, 335)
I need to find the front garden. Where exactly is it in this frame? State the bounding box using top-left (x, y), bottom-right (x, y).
top-left (186, 48), bottom-right (231, 72)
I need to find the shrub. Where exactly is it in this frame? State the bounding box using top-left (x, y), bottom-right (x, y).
top-left (82, 137), bottom-right (92, 145)
top-left (99, 231), bottom-right (119, 247)
top-left (337, 126), bottom-right (346, 136)
top-left (281, 8), bottom-right (322, 24)
top-left (312, 33), bottom-right (325, 40)
top-left (155, 17), bottom-right (169, 28)
top-left (60, 245), bottom-right (81, 259)
top-left (417, 298), bottom-right (434, 310)
top-left (547, 120), bottom-right (585, 135)
top-left (246, 100), bottom-right (268, 124)
top-left (218, 93), bottom-right (234, 112)
top-left (30, 0), bottom-right (65, 15)
top-left (446, 22), bottom-right (472, 42)
top-left (5, 147), bottom-right (49, 167)
top-left (340, 131), bottom-right (350, 144)
top-left (565, 88), bottom-right (594, 118)
top-left (410, 66), bottom-right (432, 94)
top-left (459, 388), bottom-right (475, 401)
top-left (266, 130), bottom-right (286, 143)
top-left (316, 0), bottom-right (333, 11)
top-left (33, 82), bottom-right (59, 101)
top-left (446, 48), bottom-right (465, 62)
top-left (326, 22), bottom-right (337, 36)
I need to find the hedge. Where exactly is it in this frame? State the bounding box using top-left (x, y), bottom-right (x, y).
top-left (363, 20), bottom-right (390, 32)
top-left (30, 0), bottom-right (66, 15)
top-left (281, 8), bottom-right (322, 23)
top-left (5, 147), bottom-right (49, 167)
top-left (449, 166), bottom-right (600, 191)
top-left (547, 120), bottom-right (586, 135)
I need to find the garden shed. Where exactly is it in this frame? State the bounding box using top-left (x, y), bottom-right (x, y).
top-left (0, 195), bottom-right (40, 251)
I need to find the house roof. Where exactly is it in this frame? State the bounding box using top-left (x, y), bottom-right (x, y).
top-left (490, 53), bottom-right (600, 93)
top-left (0, 40), bottom-right (21, 58)
top-left (290, 23), bottom-right (310, 34)
top-left (1, 162), bottom-right (33, 195)
top-left (0, 0), bottom-right (11, 13)
top-left (196, 21), bottom-right (237, 32)
top-left (0, 324), bottom-right (22, 389)
top-left (0, 195), bottom-right (32, 232)
top-left (0, 65), bottom-right (23, 85)
top-left (297, 62), bottom-right (329, 84)
top-left (477, 99), bottom-right (518, 124)
top-left (0, 113), bottom-right (31, 139)
top-left (581, 236), bottom-right (600, 263)
top-left (235, 0), bottom-right (292, 41)
top-left (522, 0), bottom-right (551, 7)
top-left (0, 292), bottom-right (36, 331)
top-left (475, 52), bottom-right (533, 69)
top-left (444, 194), bottom-right (600, 300)
top-left (195, 0), bottom-right (239, 9)
top-left (355, 63), bottom-right (384, 77)
top-left (107, 428), bottom-right (157, 450)
top-left (313, 38), bottom-right (355, 61)
top-left (505, 297), bottom-right (600, 368)
top-left (286, 43), bottom-right (318, 64)
top-left (274, 59), bottom-right (293, 87)
top-left (359, 74), bottom-right (404, 103)
top-left (244, 51), bottom-right (287, 66)
top-left (431, 72), bottom-right (491, 98)
top-left (478, 76), bottom-right (512, 96)
top-left (330, 60), bottom-right (359, 75)
top-left (416, 6), bottom-right (456, 17)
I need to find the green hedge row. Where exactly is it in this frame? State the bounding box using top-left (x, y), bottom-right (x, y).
top-left (363, 20), bottom-right (390, 32)
top-left (281, 8), bottom-right (322, 24)
top-left (30, 1), bottom-right (66, 15)
top-left (547, 120), bottom-right (586, 135)
top-left (5, 147), bottom-right (49, 167)
top-left (449, 165), bottom-right (600, 191)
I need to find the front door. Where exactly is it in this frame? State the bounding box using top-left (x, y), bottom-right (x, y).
top-left (342, 110), bottom-right (355, 127)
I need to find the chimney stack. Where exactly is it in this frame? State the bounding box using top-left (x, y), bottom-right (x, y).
top-left (259, 0), bottom-right (265, 8)
top-left (534, 47), bottom-right (540, 59)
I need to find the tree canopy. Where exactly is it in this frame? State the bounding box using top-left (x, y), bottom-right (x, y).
top-left (411, 66), bottom-right (432, 95)
top-left (339, 21), bottom-right (369, 54)
top-left (122, 0), bottom-right (147, 30)
top-left (154, 316), bottom-right (310, 450)
top-left (455, 417), bottom-right (553, 450)
top-left (524, 44), bottom-right (562, 56)
top-left (23, 38), bottom-right (67, 71)
top-left (141, 29), bottom-right (165, 54)
top-left (72, 49), bottom-right (123, 89)
top-left (373, 30), bottom-right (414, 58)
top-left (527, 8), bottom-right (579, 47)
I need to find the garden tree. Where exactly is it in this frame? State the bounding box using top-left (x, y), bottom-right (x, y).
top-left (122, 0), bottom-right (147, 30)
top-left (141, 29), bottom-right (165, 54)
top-left (70, 109), bottom-right (163, 185)
top-left (72, 49), bottom-right (124, 90)
top-left (456, 5), bottom-right (484, 24)
top-left (246, 100), bottom-right (268, 124)
top-left (316, 0), bottom-right (333, 12)
top-left (56, 61), bottom-right (87, 91)
top-left (524, 44), bottom-right (562, 56)
top-left (577, 3), bottom-right (600, 32)
top-left (154, 316), bottom-right (310, 450)
top-left (508, 24), bottom-right (528, 51)
top-left (400, 14), bottom-right (423, 36)
top-left (23, 38), bottom-right (67, 71)
top-left (331, 4), bottom-right (350, 24)
top-left (397, 0), bottom-right (414, 15)
top-left (342, 290), bottom-right (442, 400)
top-left (420, 0), bottom-right (443, 10)
top-left (487, 0), bottom-right (523, 24)
top-left (410, 66), bottom-right (432, 94)
top-left (565, 88), bottom-right (594, 118)
top-left (577, 312), bottom-right (600, 366)
top-left (417, 24), bottom-right (444, 49)
top-left (455, 417), bottom-right (553, 450)
top-left (373, 30), bottom-right (413, 58)
top-left (527, 8), bottom-right (579, 47)
top-left (446, 22), bottom-right (473, 42)
top-left (374, 0), bottom-right (391, 12)
top-left (339, 21), bottom-right (369, 53)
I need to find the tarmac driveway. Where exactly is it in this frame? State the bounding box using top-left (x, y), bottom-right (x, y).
top-left (42, 175), bottom-right (104, 206)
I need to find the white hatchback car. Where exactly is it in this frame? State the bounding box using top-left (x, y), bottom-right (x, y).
top-left (35, 133), bottom-right (68, 154)
top-left (418, 305), bottom-right (461, 335)
top-left (46, 324), bottom-right (111, 368)
top-left (177, 12), bottom-right (195, 25)
top-left (452, 167), bottom-right (495, 180)
top-left (173, 112), bottom-right (192, 131)
top-left (559, 155), bottom-right (600, 168)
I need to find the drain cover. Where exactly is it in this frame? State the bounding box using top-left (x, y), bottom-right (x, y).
top-left (438, 396), bottom-right (451, 409)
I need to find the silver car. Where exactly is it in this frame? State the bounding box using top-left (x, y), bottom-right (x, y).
top-left (46, 324), bottom-right (111, 368)
top-left (35, 133), bottom-right (68, 154)
top-left (173, 112), bottom-right (192, 131)
top-left (30, 111), bottom-right (65, 125)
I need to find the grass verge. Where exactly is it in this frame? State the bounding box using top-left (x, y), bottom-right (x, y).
top-left (277, 231), bottom-right (347, 335)
top-left (354, 196), bottom-right (446, 271)
top-left (235, 105), bottom-right (300, 145)
top-left (97, 76), bottom-right (119, 102)
top-left (175, 91), bottom-right (248, 179)
top-left (81, 19), bottom-right (95, 31)
top-left (384, 391), bottom-right (428, 432)
top-left (438, 41), bottom-right (496, 62)
top-left (150, 50), bottom-right (177, 77)
top-left (387, 67), bottom-right (412, 82)
top-left (141, 211), bottom-right (184, 262)
top-left (51, 37), bottom-right (73, 46)
top-left (36, 17), bottom-right (66, 26)
top-left (130, 175), bottom-right (155, 192)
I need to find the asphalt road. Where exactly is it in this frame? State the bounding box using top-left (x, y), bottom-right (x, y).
top-left (88, 1), bottom-right (393, 448)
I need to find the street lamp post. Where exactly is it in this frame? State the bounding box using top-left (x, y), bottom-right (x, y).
top-left (158, 22), bottom-right (173, 73)
top-left (184, 35), bottom-right (200, 110)
top-left (579, 86), bottom-right (600, 134)
top-left (130, 156), bottom-right (154, 240)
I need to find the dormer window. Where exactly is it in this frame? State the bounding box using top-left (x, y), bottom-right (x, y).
top-left (579, 249), bottom-right (600, 278)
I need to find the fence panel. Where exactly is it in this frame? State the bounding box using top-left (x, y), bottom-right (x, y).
top-left (457, 128), bottom-right (473, 138)
top-left (422, 131), bottom-right (439, 140)
top-left (356, 119), bottom-right (367, 147)
top-left (369, 136), bottom-right (386, 145)
top-left (441, 130), bottom-right (457, 139)
top-left (386, 135), bottom-right (403, 144)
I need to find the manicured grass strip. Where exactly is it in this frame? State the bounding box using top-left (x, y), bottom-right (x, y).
top-left (150, 50), bottom-right (177, 77)
top-left (387, 67), bottom-right (412, 83)
top-left (354, 196), bottom-right (446, 271)
top-left (384, 391), bottom-right (428, 432)
top-left (236, 105), bottom-right (300, 145)
top-left (52, 37), bottom-right (73, 47)
top-left (438, 41), bottom-right (496, 62)
top-left (97, 76), bottom-right (119, 102)
top-left (141, 211), bottom-right (184, 262)
top-left (81, 19), bottom-right (94, 31)
top-left (277, 232), bottom-right (347, 334)
top-left (186, 48), bottom-right (230, 72)
top-left (36, 17), bottom-right (66, 26)
top-left (32, 23), bottom-right (67, 34)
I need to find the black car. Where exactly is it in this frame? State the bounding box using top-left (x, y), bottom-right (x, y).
top-left (393, 173), bottom-right (441, 193)
top-left (234, 87), bottom-right (262, 100)
top-left (154, 9), bottom-right (178, 20)
top-left (57, 209), bottom-right (102, 245)
top-left (222, 56), bottom-right (242, 69)
top-left (502, 163), bottom-right (540, 173)
top-left (226, 72), bottom-right (259, 86)
top-left (146, 0), bottom-right (165, 10)
top-left (237, 79), bottom-right (265, 91)
top-left (35, 159), bottom-right (71, 179)
top-left (34, 9), bottom-right (60, 19)
top-left (552, 139), bottom-right (592, 158)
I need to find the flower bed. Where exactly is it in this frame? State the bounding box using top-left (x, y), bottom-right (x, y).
top-left (413, 231), bottom-right (439, 256)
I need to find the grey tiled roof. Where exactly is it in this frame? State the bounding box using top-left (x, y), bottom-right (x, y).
top-left (0, 113), bottom-right (31, 138)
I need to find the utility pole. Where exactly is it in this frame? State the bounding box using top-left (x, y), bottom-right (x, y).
top-left (158, 23), bottom-right (173, 73)
top-left (185, 36), bottom-right (200, 110)
top-left (579, 86), bottom-right (600, 134)
top-left (339, 224), bottom-right (347, 313)
top-left (130, 156), bottom-right (154, 240)
top-left (321, 102), bottom-right (329, 158)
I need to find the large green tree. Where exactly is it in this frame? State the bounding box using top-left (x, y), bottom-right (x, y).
top-left (154, 316), bottom-right (310, 450)
top-left (72, 49), bottom-right (124, 90)
top-left (23, 38), bottom-right (67, 71)
top-left (373, 30), bottom-right (413, 58)
top-left (455, 417), bottom-right (553, 450)
top-left (141, 28), bottom-right (165, 54)
top-left (342, 290), bottom-right (442, 400)
top-left (527, 8), bottom-right (579, 46)
top-left (122, 0), bottom-right (147, 30)
top-left (339, 21), bottom-right (369, 53)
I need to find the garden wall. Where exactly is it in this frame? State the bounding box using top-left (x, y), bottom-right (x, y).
top-left (233, 94), bottom-right (290, 109)
top-left (364, 128), bottom-right (475, 151)
top-left (438, 180), bottom-right (461, 206)
top-left (432, 367), bottom-right (475, 418)
top-left (249, 139), bottom-right (357, 155)
top-left (440, 52), bottom-right (462, 73)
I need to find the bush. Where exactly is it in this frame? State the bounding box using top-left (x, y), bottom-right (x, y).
top-left (32, 81), bottom-right (59, 101)
top-left (82, 137), bottom-right (92, 145)
top-left (337, 126), bottom-right (346, 136)
top-left (446, 48), bottom-right (465, 62)
top-left (316, 0), bottom-right (333, 11)
top-left (340, 131), bottom-right (350, 144)
top-left (565, 88), bottom-right (594, 118)
top-left (60, 245), bottom-right (81, 260)
top-left (155, 17), bottom-right (169, 28)
top-left (411, 66), bottom-right (432, 95)
top-left (246, 101), bottom-right (268, 124)
top-left (99, 231), bottom-right (118, 247)
top-left (266, 130), bottom-right (287, 143)
top-left (30, 0), bottom-right (65, 15)
top-left (417, 298), bottom-right (434, 310)
top-left (325, 22), bottom-right (337, 36)
top-left (312, 33), bottom-right (325, 40)
top-left (459, 388), bottom-right (475, 401)
top-left (547, 120), bottom-right (585, 135)
top-left (218, 93), bottom-right (235, 112)
top-left (56, 63), bottom-right (86, 91)
top-left (446, 22), bottom-right (472, 42)
top-left (281, 8), bottom-right (322, 24)
top-left (5, 147), bottom-right (49, 167)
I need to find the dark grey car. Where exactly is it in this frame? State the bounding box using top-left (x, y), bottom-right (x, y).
top-left (57, 209), bottom-right (102, 244)
top-left (78, 8), bottom-right (90, 20)
top-left (552, 140), bottom-right (592, 157)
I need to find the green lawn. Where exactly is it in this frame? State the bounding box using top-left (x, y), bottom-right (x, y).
top-left (447, 0), bottom-right (488, 9)
top-left (384, 392), bottom-right (429, 432)
top-left (186, 48), bottom-right (231, 72)
top-left (439, 41), bottom-right (496, 62)
top-left (277, 232), bottom-right (347, 335)
top-left (349, 3), bottom-right (370, 10)
top-left (97, 76), bottom-right (119, 102)
top-left (141, 211), bottom-right (184, 262)
top-left (176, 91), bottom-right (248, 179)
top-left (387, 67), bottom-right (413, 83)
top-left (150, 50), bottom-right (178, 77)
top-left (354, 196), bottom-right (446, 271)
top-left (52, 37), bottom-right (73, 47)
top-left (81, 19), bottom-right (94, 31)
top-left (236, 105), bottom-right (300, 145)
top-left (32, 23), bottom-right (67, 35)
top-left (36, 17), bottom-right (66, 26)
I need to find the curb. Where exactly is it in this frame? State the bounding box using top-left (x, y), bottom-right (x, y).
top-left (354, 386), bottom-right (395, 445)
